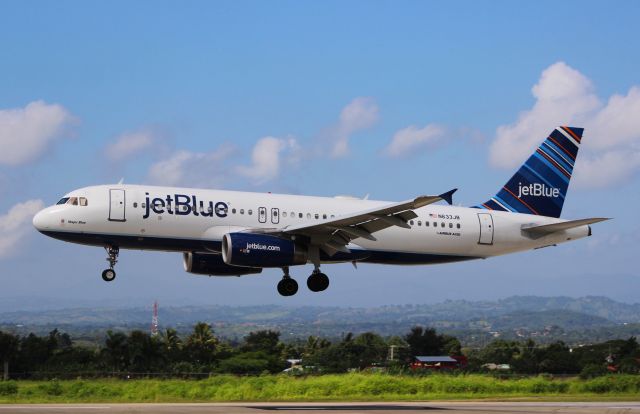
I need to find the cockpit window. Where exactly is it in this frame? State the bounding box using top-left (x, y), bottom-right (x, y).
top-left (68, 197), bottom-right (78, 206)
top-left (57, 197), bottom-right (70, 205)
top-left (79, 197), bottom-right (88, 206)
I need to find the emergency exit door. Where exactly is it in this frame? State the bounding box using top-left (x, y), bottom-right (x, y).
top-left (109, 189), bottom-right (126, 222)
top-left (477, 213), bottom-right (494, 245)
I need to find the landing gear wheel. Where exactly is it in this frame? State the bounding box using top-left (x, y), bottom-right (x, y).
top-left (307, 272), bottom-right (330, 292)
top-left (277, 278), bottom-right (299, 296)
top-left (102, 268), bottom-right (116, 282)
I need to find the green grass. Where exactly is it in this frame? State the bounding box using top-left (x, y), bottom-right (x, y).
top-left (0, 374), bottom-right (639, 403)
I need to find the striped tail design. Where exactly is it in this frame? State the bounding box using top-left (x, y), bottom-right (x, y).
top-left (474, 126), bottom-right (583, 218)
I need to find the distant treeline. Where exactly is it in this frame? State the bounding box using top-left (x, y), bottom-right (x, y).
top-left (0, 324), bottom-right (638, 379)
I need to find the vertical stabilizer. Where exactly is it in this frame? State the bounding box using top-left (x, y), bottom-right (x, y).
top-left (475, 126), bottom-right (583, 218)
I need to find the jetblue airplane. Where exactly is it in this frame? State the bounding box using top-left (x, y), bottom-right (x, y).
top-left (33, 126), bottom-right (607, 296)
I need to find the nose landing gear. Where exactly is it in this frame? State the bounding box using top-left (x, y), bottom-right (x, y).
top-left (102, 246), bottom-right (119, 282)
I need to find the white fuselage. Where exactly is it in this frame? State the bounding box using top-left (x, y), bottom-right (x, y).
top-left (32, 184), bottom-right (591, 266)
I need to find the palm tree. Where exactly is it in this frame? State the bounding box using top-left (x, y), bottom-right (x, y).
top-left (185, 322), bottom-right (219, 366)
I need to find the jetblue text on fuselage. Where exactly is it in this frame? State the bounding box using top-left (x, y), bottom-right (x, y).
top-left (517, 183), bottom-right (560, 199)
top-left (143, 193), bottom-right (228, 219)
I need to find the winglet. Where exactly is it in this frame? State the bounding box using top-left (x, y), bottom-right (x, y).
top-left (438, 188), bottom-right (457, 206)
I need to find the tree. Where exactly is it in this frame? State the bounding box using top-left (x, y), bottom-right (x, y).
top-left (127, 330), bottom-right (164, 373)
top-left (103, 331), bottom-right (129, 372)
top-left (161, 328), bottom-right (183, 364)
top-left (0, 331), bottom-right (19, 380)
top-left (353, 332), bottom-right (388, 367)
top-left (241, 330), bottom-right (283, 355)
top-left (184, 322), bottom-right (219, 367)
top-left (405, 327), bottom-right (446, 356)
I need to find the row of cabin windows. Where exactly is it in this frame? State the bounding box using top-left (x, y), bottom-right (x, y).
top-left (57, 197), bottom-right (88, 206)
top-left (409, 220), bottom-right (461, 229)
top-left (131, 202), bottom-right (337, 219)
top-left (129, 202), bottom-right (457, 228)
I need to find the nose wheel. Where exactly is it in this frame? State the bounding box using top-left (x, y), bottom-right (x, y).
top-left (102, 246), bottom-right (119, 282)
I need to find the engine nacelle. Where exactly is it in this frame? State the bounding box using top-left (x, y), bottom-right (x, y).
top-left (183, 252), bottom-right (262, 276)
top-left (222, 233), bottom-right (308, 268)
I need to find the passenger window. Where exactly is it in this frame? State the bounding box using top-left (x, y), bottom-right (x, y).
top-left (331, 215), bottom-right (335, 218)
top-left (457, 223), bottom-right (461, 229)
top-left (133, 202), bottom-right (138, 208)
top-left (441, 222), bottom-right (445, 227)
top-left (449, 223), bottom-right (453, 228)
top-left (290, 212), bottom-right (295, 217)
top-left (57, 197), bottom-right (69, 205)
top-left (232, 208), bottom-right (236, 214)
top-left (425, 222), bottom-right (429, 227)
top-left (410, 220), bottom-right (414, 225)
top-left (417, 221), bottom-right (422, 226)
top-left (283, 212), bottom-right (288, 218)
top-left (240, 209), bottom-right (245, 215)
top-left (79, 197), bottom-right (88, 206)
top-left (323, 214), bottom-right (327, 219)
top-left (314, 214), bottom-right (319, 219)
top-left (299, 213), bottom-right (303, 218)
top-left (248, 209), bottom-right (253, 215)
top-left (433, 222), bottom-right (437, 227)
top-left (307, 213), bottom-right (311, 219)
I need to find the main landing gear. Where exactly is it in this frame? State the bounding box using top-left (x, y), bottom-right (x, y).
top-left (102, 246), bottom-right (119, 282)
top-left (277, 265), bottom-right (330, 296)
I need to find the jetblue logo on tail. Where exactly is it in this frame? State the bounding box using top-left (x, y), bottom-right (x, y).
top-left (474, 126), bottom-right (584, 218)
top-left (517, 183), bottom-right (560, 198)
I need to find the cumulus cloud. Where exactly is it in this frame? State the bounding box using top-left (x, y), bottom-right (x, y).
top-left (0, 199), bottom-right (44, 258)
top-left (236, 136), bottom-right (300, 184)
top-left (147, 145), bottom-right (236, 188)
top-left (384, 124), bottom-right (448, 158)
top-left (0, 101), bottom-right (75, 166)
top-left (326, 97), bottom-right (379, 158)
top-left (105, 129), bottom-right (156, 162)
top-left (489, 61), bottom-right (640, 188)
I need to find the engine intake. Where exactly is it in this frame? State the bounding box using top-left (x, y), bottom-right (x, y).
top-left (183, 252), bottom-right (262, 276)
top-left (222, 233), bottom-right (308, 268)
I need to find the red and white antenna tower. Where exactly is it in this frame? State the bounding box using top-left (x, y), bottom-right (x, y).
top-left (151, 300), bottom-right (159, 336)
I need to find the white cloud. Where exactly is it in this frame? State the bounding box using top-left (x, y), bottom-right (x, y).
top-left (384, 124), bottom-right (447, 158)
top-left (147, 145), bottom-right (235, 188)
top-left (236, 136), bottom-right (300, 184)
top-left (0, 101), bottom-right (75, 166)
top-left (105, 130), bottom-right (155, 161)
top-left (327, 97), bottom-right (379, 158)
top-left (0, 199), bottom-right (44, 258)
top-left (489, 61), bottom-right (640, 188)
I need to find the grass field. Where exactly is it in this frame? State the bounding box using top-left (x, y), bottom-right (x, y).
top-left (0, 374), bottom-right (639, 403)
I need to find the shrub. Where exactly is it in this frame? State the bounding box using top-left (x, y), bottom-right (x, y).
top-left (0, 381), bottom-right (18, 396)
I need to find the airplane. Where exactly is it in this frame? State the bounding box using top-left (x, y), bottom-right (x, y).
top-left (33, 126), bottom-right (608, 296)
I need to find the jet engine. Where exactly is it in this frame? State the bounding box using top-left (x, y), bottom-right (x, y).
top-left (183, 252), bottom-right (262, 276)
top-left (222, 233), bottom-right (308, 268)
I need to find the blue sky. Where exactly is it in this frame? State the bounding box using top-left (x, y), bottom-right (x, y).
top-left (0, 1), bottom-right (639, 308)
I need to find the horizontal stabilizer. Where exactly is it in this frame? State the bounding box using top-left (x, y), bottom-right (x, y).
top-left (438, 188), bottom-right (457, 206)
top-left (522, 217), bottom-right (610, 236)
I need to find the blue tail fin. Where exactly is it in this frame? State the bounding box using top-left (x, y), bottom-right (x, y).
top-left (475, 126), bottom-right (583, 218)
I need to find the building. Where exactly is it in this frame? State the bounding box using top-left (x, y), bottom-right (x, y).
top-left (411, 355), bottom-right (468, 370)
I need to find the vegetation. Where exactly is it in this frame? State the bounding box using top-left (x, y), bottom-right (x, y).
top-left (0, 374), bottom-right (640, 403)
top-left (0, 323), bottom-right (638, 379)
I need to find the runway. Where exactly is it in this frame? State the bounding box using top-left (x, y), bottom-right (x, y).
top-left (0, 402), bottom-right (639, 414)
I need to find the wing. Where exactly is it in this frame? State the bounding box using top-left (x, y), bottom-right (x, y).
top-left (270, 189), bottom-right (457, 256)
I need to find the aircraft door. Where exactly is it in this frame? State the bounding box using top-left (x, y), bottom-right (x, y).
top-left (109, 189), bottom-right (126, 222)
top-left (258, 207), bottom-right (267, 223)
top-left (477, 213), bottom-right (494, 245)
top-left (271, 208), bottom-right (280, 224)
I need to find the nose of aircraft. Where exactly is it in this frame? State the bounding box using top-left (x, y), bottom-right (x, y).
top-left (32, 208), bottom-right (52, 232)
